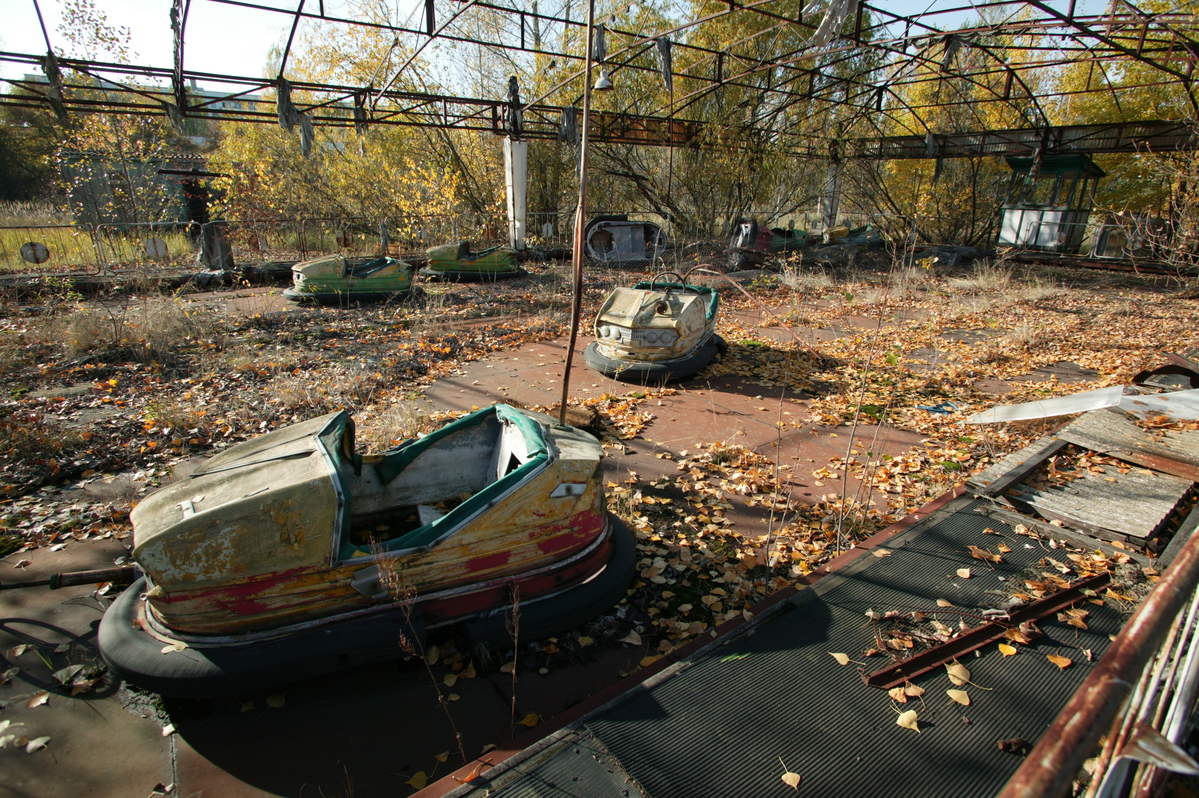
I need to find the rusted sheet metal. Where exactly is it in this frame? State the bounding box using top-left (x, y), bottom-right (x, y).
top-left (1058, 407), bottom-right (1199, 483)
top-left (1005, 458), bottom-right (1191, 541)
top-left (969, 437), bottom-right (1067, 496)
top-left (996, 517), bottom-right (1199, 798)
top-left (864, 573), bottom-right (1111, 690)
top-left (592, 282), bottom-right (715, 364)
top-left (1132, 352), bottom-right (1199, 389)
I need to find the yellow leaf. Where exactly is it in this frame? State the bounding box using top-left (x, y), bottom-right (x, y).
top-left (1047, 654), bottom-right (1073, 669)
top-left (936, 599), bottom-right (954, 607)
top-left (871, 548), bottom-right (892, 558)
top-left (889, 686), bottom-right (907, 703)
top-left (578, 636), bottom-right (594, 647)
top-left (406, 771), bottom-right (428, 790)
top-left (425, 645), bottom-right (441, 665)
top-left (782, 771), bottom-right (802, 789)
top-left (946, 661), bottom-right (971, 686)
top-left (896, 709), bottom-right (920, 732)
top-left (266, 693), bottom-right (285, 708)
top-left (481, 743), bottom-right (497, 754)
top-left (830, 652), bottom-right (850, 666)
top-left (957, 568), bottom-right (972, 579)
top-left (640, 654), bottom-right (663, 668)
top-left (434, 751), bottom-right (449, 763)
top-left (903, 683), bottom-right (925, 698)
top-left (518, 712), bottom-right (541, 728)
top-left (499, 662), bottom-right (515, 674)
top-left (998, 643), bottom-right (1017, 657)
top-left (444, 673), bottom-right (458, 687)
top-left (947, 689), bottom-right (970, 706)
top-left (461, 661), bottom-right (477, 679)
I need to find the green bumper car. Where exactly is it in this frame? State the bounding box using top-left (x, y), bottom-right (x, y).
top-left (283, 254), bottom-right (414, 304)
top-left (422, 241), bottom-right (525, 281)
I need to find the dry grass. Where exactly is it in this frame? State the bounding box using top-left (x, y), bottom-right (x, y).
top-left (779, 266), bottom-right (834, 292)
top-left (946, 262), bottom-right (1012, 294)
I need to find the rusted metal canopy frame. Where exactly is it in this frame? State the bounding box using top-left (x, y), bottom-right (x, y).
top-left (863, 573), bottom-right (1111, 690)
top-left (7, 0), bottom-right (1199, 154)
top-left (996, 515), bottom-right (1199, 798)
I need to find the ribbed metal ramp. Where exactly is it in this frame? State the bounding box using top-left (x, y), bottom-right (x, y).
top-left (457, 496), bottom-right (1123, 798)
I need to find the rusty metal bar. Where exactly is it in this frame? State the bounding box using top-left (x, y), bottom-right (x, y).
top-left (864, 573), bottom-right (1111, 690)
top-left (996, 515), bottom-right (1199, 798)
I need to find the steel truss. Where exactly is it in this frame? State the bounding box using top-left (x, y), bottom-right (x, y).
top-left (2, 0), bottom-right (1198, 159)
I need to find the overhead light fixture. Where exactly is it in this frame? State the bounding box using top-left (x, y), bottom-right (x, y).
top-left (594, 67), bottom-right (614, 91)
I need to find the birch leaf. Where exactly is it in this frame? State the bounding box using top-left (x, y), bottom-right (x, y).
top-left (896, 709), bottom-right (920, 732)
top-left (946, 661), bottom-right (971, 686)
top-left (1047, 654), bottom-right (1073, 669)
top-left (936, 599), bottom-right (954, 607)
top-left (956, 568), bottom-right (972, 579)
top-left (998, 643), bottom-right (1017, 656)
top-left (781, 771), bottom-right (801, 789)
top-left (25, 736), bottom-right (49, 753)
top-left (889, 686), bottom-right (908, 703)
top-left (903, 683), bottom-right (925, 698)
top-left (406, 772), bottom-right (428, 790)
top-left (947, 689), bottom-right (970, 706)
top-left (26, 691), bottom-right (49, 709)
top-left (829, 652), bottom-right (850, 665)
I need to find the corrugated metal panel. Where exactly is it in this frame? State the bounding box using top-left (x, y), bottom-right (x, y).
top-left (1059, 408), bottom-right (1199, 476)
top-left (483, 732), bottom-right (647, 798)
top-left (1005, 460), bottom-right (1191, 539)
top-left (579, 498), bottom-right (1120, 798)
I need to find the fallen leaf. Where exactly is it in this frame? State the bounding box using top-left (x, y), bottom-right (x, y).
top-left (946, 661), bottom-right (971, 686)
top-left (997, 543), bottom-right (1013, 553)
top-left (903, 683), bottom-right (925, 698)
top-left (265, 693), bottom-right (285, 708)
top-left (26, 691), bottom-right (49, 709)
top-left (447, 693), bottom-right (460, 701)
top-left (461, 661), bottom-right (477, 679)
top-left (830, 652), bottom-right (850, 666)
top-left (425, 645), bottom-right (441, 666)
top-left (0, 666), bottom-right (19, 686)
top-left (25, 736), bottom-right (49, 753)
top-left (896, 709), bottom-right (920, 732)
top-left (434, 751), bottom-right (449, 763)
top-left (7, 644), bottom-right (29, 658)
top-left (499, 662), bottom-right (516, 674)
top-left (406, 771), bottom-right (428, 790)
top-left (240, 701), bottom-right (254, 713)
top-left (162, 724), bottom-right (176, 737)
top-left (947, 689), bottom-right (970, 706)
top-left (968, 545), bottom-right (1002, 563)
top-left (998, 643), bottom-right (1017, 657)
top-left (518, 712), bottom-right (541, 727)
top-left (481, 743), bottom-right (497, 754)
top-left (577, 636), bottom-right (594, 647)
top-left (444, 673), bottom-right (458, 688)
top-left (160, 642), bottom-right (187, 654)
top-left (639, 654), bottom-right (663, 668)
top-left (936, 599), bottom-right (954, 608)
top-left (619, 630), bottom-right (642, 646)
top-left (1047, 654), bottom-right (1073, 670)
top-left (781, 771), bottom-right (802, 790)
top-left (889, 686), bottom-right (908, 703)
top-left (871, 548), bottom-right (892, 558)
top-left (957, 568), bottom-right (972, 579)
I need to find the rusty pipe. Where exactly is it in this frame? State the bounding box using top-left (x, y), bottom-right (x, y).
top-left (997, 528), bottom-right (1199, 798)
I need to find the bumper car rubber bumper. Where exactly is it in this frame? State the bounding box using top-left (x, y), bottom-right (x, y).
top-left (584, 335), bottom-right (727, 383)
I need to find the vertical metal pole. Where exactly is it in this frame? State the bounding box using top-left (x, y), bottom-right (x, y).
top-left (558, 0), bottom-right (596, 426)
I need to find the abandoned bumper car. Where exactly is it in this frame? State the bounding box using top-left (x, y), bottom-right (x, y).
top-left (584, 271), bottom-right (727, 383)
top-left (283, 254), bottom-right (414, 304)
top-left (422, 240), bottom-right (524, 281)
top-left (98, 405), bottom-right (634, 697)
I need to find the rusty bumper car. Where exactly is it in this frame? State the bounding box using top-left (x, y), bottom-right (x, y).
top-left (98, 405), bottom-right (633, 697)
top-left (584, 271), bottom-right (727, 383)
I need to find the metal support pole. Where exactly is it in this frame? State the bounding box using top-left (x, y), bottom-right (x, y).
top-left (558, 0), bottom-right (596, 426)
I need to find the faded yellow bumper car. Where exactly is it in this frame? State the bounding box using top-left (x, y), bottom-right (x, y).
top-left (584, 271), bottom-right (727, 383)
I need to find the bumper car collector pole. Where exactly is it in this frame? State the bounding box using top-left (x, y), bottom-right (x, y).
top-left (559, 0), bottom-right (598, 426)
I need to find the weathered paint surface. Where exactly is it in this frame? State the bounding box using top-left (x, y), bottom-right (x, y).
top-left (136, 409), bottom-right (610, 635)
top-left (592, 285), bottom-right (715, 363)
top-left (290, 254), bottom-right (413, 296)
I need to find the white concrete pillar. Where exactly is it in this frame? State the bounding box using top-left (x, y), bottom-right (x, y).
top-left (504, 137), bottom-right (528, 251)
top-left (818, 160), bottom-right (842, 231)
